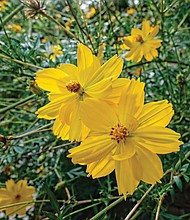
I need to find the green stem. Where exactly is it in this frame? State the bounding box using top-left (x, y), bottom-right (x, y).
top-left (1, 5), bottom-right (24, 26)
top-left (0, 53), bottom-right (42, 69)
top-left (0, 94), bottom-right (36, 114)
top-left (62, 202), bottom-right (102, 219)
top-left (89, 196), bottom-right (124, 220)
top-left (40, 11), bottom-right (83, 44)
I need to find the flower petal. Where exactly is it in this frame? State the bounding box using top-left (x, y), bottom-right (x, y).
top-left (115, 159), bottom-right (139, 197)
top-left (35, 68), bottom-right (68, 92)
top-left (112, 139), bottom-right (136, 161)
top-left (138, 100), bottom-right (174, 128)
top-left (87, 155), bottom-right (115, 178)
top-left (68, 135), bottom-right (115, 164)
top-left (118, 79), bottom-right (144, 123)
top-left (80, 98), bottom-right (118, 131)
top-left (134, 126), bottom-right (182, 144)
top-left (135, 146), bottom-right (163, 184)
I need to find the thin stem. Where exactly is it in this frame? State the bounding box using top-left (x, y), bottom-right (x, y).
top-left (40, 11), bottom-right (83, 44)
top-left (124, 184), bottom-right (155, 220)
top-left (1, 5), bottom-right (24, 26)
top-left (0, 53), bottom-right (42, 69)
top-left (89, 196), bottom-right (124, 220)
top-left (0, 94), bottom-right (36, 114)
top-left (76, 0), bottom-right (96, 54)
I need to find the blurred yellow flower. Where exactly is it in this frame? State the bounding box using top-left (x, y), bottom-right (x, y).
top-left (45, 45), bottom-right (63, 61)
top-left (85, 7), bottom-right (96, 19)
top-left (0, 179), bottom-right (35, 216)
top-left (36, 44), bottom-right (123, 142)
top-left (7, 24), bottom-right (22, 32)
top-left (3, 165), bottom-right (13, 174)
top-left (41, 36), bottom-right (48, 43)
top-left (0, 0), bottom-right (8, 11)
top-left (126, 8), bottom-right (136, 15)
top-left (124, 20), bottom-right (162, 62)
top-left (65, 18), bottom-right (74, 30)
top-left (68, 79), bottom-right (183, 198)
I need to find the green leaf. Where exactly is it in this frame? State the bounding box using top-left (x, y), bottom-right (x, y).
top-left (44, 183), bottom-right (60, 214)
top-left (173, 176), bottom-right (183, 192)
top-left (43, 211), bottom-right (59, 220)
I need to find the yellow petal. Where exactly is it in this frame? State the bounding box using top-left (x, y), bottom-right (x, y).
top-left (80, 98), bottom-right (117, 131)
top-left (53, 118), bottom-right (70, 140)
top-left (77, 44), bottom-right (101, 86)
top-left (148, 25), bottom-right (159, 39)
top-left (131, 28), bottom-right (142, 36)
top-left (134, 126), bottom-right (183, 144)
top-left (57, 63), bottom-right (78, 80)
top-left (135, 146), bottom-right (163, 184)
top-left (36, 95), bottom-right (73, 120)
top-left (35, 68), bottom-right (68, 92)
top-left (118, 79), bottom-right (144, 123)
top-left (112, 139), bottom-right (136, 161)
top-left (87, 155), bottom-right (115, 178)
top-left (68, 135), bottom-right (114, 164)
top-left (69, 106), bottom-right (90, 142)
top-left (115, 159), bottom-right (139, 197)
top-left (85, 77), bottom-right (112, 98)
top-left (134, 139), bottom-right (181, 154)
top-left (138, 100), bottom-right (174, 128)
top-left (89, 55), bottom-right (123, 85)
top-left (142, 20), bottom-right (150, 38)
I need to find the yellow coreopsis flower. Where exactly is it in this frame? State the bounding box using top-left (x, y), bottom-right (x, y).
top-left (0, 0), bottom-right (8, 11)
top-left (36, 44), bottom-right (123, 142)
top-left (48, 45), bottom-right (63, 61)
top-left (68, 79), bottom-right (183, 198)
top-left (85, 7), bottom-right (96, 19)
top-left (126, 8), bottom-right (136, 15)
top-left (0, 179), bottom-right (35, 216)
top-left (124, 20), bottom-right (162, 62)
top-left (7, 24), bottom-right (22, 32)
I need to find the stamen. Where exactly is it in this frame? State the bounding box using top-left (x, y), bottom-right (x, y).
top-left (135, 35), bottom-right (144, 43)
top-left (110, 124), bottom-right (129, 143)
top-left (15, 194), bottom-right (21, 200)
top-left (66, 80), bottom-right (81, 93)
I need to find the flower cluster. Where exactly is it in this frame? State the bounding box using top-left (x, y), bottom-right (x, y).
top-left (35, 41), bottom-right (183, 198)
top-left (0, 179), bottom-right (35, 216)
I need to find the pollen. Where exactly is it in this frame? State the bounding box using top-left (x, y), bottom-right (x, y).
top-left (110, 124), bottom-right (129, 143)
top-left (135, 35), bottom-right (144, 43)
top-left (66, 80), bottom-right (81, 93)
top-left (15, 194), bottom-right (21, 200)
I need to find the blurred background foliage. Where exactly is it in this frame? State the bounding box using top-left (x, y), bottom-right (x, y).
top-left (0, 0), bottom-right (190, 219)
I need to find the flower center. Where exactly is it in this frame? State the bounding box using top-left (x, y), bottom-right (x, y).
top-left (15, 194), bottom-right (21, 201)
top-left (135, 35), bottom-right (144, 43)
top-left (66, 80), bottom-right (81, 93)
top-left (110, 124), bottom-right (129, 143)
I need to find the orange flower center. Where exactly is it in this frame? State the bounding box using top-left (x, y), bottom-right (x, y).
top-left (110, 124), bottom-right (129, 143)
top-left (135, 35), bottom-right (144, 43)
top-left (66, 80), bottom-right (81, 93)
top-left (15, 194), bottom-right (21, 200)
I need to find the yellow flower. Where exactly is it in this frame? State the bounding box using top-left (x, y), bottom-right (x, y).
top-left (48, 45), bottom-right (63, 61)
top-left (41, 36), bottom-right (48, 43)
top-left (0, 0), bottom-right (8, 11)
top-left (36, 44), bottom-right (123, 142)
top-left (68, 79), bottom-right (183, 198)
top-left (0, 179), bottom-right (35, 216)
top-left (126, 8), bottom-right (136, 15)
top-left (7, 24), bottom-right (22, 32)
top-left (65, 18), bottom-right (74, 31)
top-left (124, 20), bottom-right (162, 62)
top-left (85, 7), bottom-right (96, 19)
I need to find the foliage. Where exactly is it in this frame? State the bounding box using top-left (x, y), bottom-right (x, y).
top-left (0, 0), bottom-right (190, 219)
